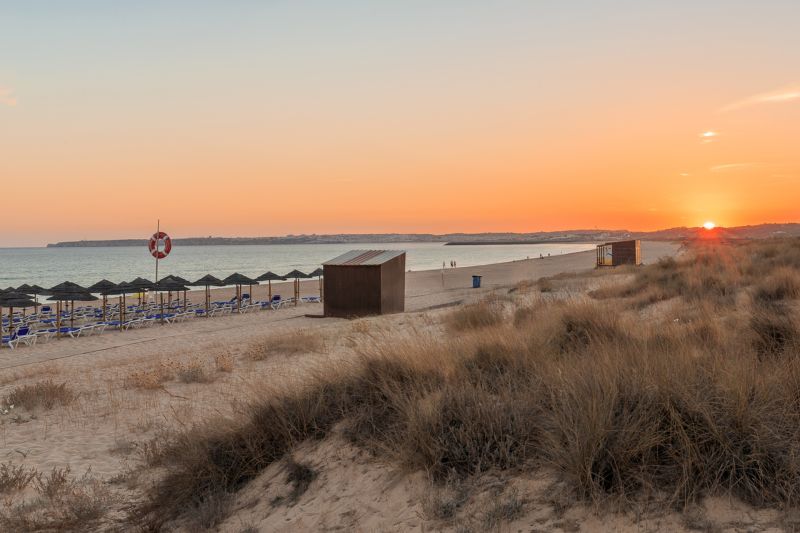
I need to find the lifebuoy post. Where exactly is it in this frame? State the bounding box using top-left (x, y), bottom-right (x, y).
top-left (149, 221), bottom-right (173, 299)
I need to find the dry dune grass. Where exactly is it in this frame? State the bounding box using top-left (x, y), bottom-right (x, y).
top-left (445, 296), bottom-right (506, 331)
top-left (246, 329), bottom-right (326, 361)
top-left (129, 238), bottom-right (800, 529)
top-left (4, 380), bottom-right (76, 411)
top-left (0, 466), bottom-right (118, 531)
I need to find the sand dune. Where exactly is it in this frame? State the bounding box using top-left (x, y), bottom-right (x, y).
top-left (0, 241), bottom-right (696, 531)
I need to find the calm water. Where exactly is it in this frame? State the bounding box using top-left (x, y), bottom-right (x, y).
top-left (0, 243), bottom-right (595, 289)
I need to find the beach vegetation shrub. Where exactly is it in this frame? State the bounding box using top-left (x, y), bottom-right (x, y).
top-left (4, 380), bottom-right (75, 411)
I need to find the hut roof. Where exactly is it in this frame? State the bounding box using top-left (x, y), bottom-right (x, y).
top-left (323, 250), bottom-right (405, 266)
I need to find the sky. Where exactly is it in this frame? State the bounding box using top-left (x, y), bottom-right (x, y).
top-left (1, 1), bottom-right (799, 246)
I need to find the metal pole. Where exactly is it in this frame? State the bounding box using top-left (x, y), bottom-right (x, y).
top-left (154, 219), bottom-right (160, 291)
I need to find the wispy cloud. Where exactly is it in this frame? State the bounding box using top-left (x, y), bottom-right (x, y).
top-left (721, 84), bottom-right (800, 112)
top-left (0, 86), bottom-right (17, 107)
top-left (699, 130), bottom-right (718, 144)
top-left (710, 162), bottom-right (759, 172)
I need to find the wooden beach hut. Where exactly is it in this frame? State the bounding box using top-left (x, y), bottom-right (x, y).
top-left (322, 250), bottom-right (406, 318)
top-left (596, 239), bottom-right (642, 267)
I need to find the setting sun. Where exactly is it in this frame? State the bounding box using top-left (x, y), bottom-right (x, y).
top-left (703, 221), bottom-right (716, 230)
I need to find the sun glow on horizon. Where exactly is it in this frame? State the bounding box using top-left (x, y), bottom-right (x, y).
top-left (703, 221), bottom-right (716, 230)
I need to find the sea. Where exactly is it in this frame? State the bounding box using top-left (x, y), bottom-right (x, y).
top-left (0, 242), bottom-right (596, 289)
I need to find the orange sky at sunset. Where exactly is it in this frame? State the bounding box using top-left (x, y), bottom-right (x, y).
top-left (1, 2), bottom-right (798, 246)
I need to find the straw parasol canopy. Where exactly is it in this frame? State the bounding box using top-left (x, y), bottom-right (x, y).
top-left (190, 275), bottom-right (225, 315)
top-left (283, 270), bottom-right (311, 305)
top-left (14, 284), bottom-right (51, 309)
top-left (49, 281), bottom-right (88, 293)
top-left (47, 289), bottom-right (98, 332)
top-left (222, 273), bottom-right (258, 311)
top-left (284, 269), bottom-right (311, 279)
top-left (0, 292), bottom-right (40, 307)
top-left (106, 281), bottom-right (138, 329)
top-left (159, 276), bottom-right (191, 308)
top-left (255, 271), bottom-right (286, 301)
top-left (47, 291), bottom-right (98, 303)
top-left (87, 280), bottom-right (118, 322)
top-left (27, 285), bottom-right (51, 296)
top-left (129, 277), bottom-right (156, 305)
top-left (153, 279), bottom-right (189, 323)
top-left (161, 275), bottom-right (191, 285)
top-left (191, 274), bottom-right (225, 286)
top-left (87, 280), bottom-right (118, 294)
top-left (129, 277), bottom-right (156, 289)
top-left (0, 292), bottom-right (40, 338)
top-left (309, 268), bottom-right (324, 301)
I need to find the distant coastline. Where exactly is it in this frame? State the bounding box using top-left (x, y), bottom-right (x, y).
top-left (45, 231), bottom-right (629, 248)
top-left (45, 223), bottom-right (800, 248)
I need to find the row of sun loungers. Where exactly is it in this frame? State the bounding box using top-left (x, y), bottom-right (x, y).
top-left (1, 293), bottom-right (315, 349)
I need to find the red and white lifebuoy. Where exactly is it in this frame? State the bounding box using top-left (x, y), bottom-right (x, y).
top-left (148, 231), bottom-right (172, 259)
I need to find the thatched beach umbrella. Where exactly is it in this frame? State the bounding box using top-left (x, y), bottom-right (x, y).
top-left (309, 268), bottom-right (324, 301)
top-left (47, 282), bottom-right (91, 336)
top-left (0, 292), bottom-right (40, 342)
top-left (129, 277), bottom-right (156, 306)
top-left (222, 273), bottom-right (258, 312)
top-left (159, 275), bottom-right (191, 309)
top-left (283, 270), bottom-right (311, 306)
top-left (14, 285), bottom-right (34, 316)
top-left (108, 282), bottom-right (137, 329)
top-left (190, 274), bottom-right (225, 316)
top-left (255, 271), bottom-right (286, 302)
top-left (154, 279), bottom-right (188, 324)
top-left (47, 289), bottom-right (97, 336)
top-left (49, 281), bottom-right (88, 293)
top-left (87, 280), bottom-right (118, 322)
top-left (192, 274), bottom-right (222, 311)
top-left (26, 285), bottom-right (51, 303)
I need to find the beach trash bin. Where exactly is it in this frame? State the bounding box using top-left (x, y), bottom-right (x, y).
top-left (472, 275), bottom-right (482, 288)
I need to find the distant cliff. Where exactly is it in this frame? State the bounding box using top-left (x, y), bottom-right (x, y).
top-left (45, 224), bottom-right (800, 247)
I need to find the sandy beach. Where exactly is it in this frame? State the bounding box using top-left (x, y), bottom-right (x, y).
top-left (0, 241), bottom-right (678, 372)
top-left (0, 241), bottom-right (713, 532)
